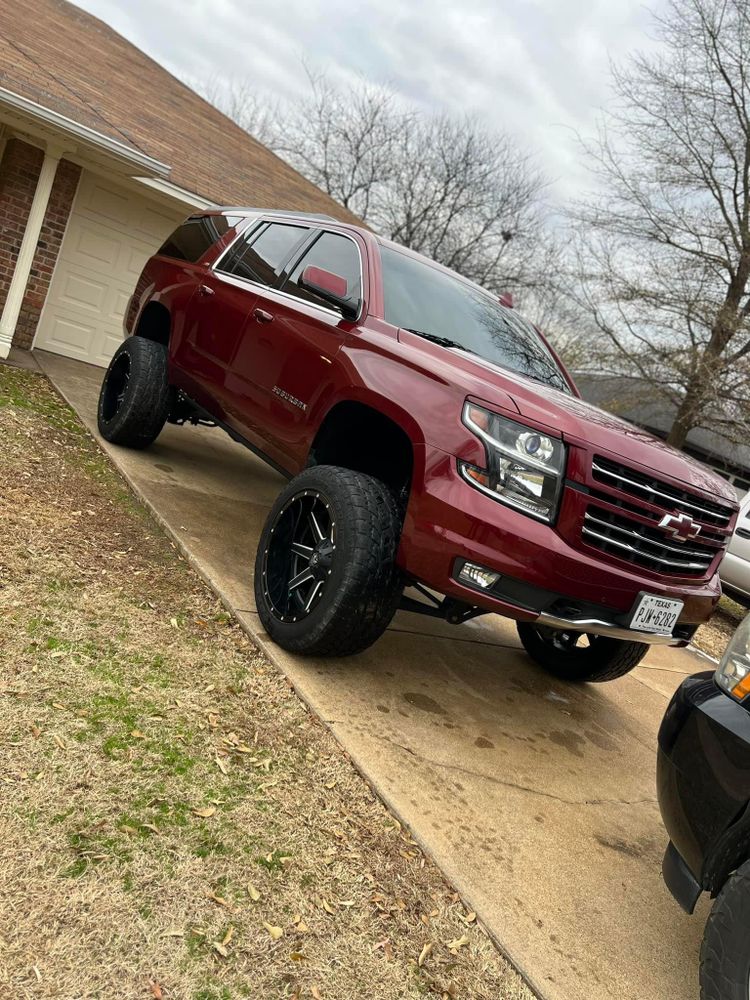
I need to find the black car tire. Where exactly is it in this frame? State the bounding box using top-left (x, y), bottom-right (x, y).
top-left (97, 337), bottom-right (170, 449)
top-left (254, 466), bottom-right (403, 656)
top-left (700, 859), bottom-right (750, 1000)
top-left (516, 622), bottom-right (648, 682)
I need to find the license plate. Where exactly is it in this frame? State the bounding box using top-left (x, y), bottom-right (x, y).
top-left (629, 593), bottom-right (684, 635)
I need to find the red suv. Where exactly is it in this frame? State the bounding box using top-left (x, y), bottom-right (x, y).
top-left (97, 209), bottom-right (739, 681)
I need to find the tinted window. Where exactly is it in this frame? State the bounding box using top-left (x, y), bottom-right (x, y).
top-left (282, 231), bottom-right (362, 310)
top-left (158, 215), bottom-right (239, 262)
top-left (220, 223), bottom-right (309, 286)
top-left (380, 245), bottom-right (570, 393)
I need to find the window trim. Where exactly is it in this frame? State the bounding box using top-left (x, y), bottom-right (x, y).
top-left (156, 214), bottom-right (237, 264)
top-left (279, 228), bottom-right (365, 322)
top-left (211, 222), bottom-right (366, 323)
top-left (212, 219), bottom-right (312, 287)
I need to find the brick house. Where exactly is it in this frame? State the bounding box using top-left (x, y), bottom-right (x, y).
top-left (0, 0), bottom-right (358, 366)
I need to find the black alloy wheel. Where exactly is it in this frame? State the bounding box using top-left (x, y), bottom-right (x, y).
top-left (97, 337), bottom-right (170, 449)
top-left (516, 621), bottom-right (648, 682)
top-left (261, 489), bottom-right (336, 623)
top-left (254, 465), bottom-right (404, 656)
top-left (99, 349), bottom-right (131, 423)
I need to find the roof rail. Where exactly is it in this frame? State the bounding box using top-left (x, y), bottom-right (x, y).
top-left (218, 207), bottom-right (337, 222)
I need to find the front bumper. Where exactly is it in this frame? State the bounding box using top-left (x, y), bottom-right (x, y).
top-left (534, 608), bottom-right (684, 645)
top-left (657, 672), bottom-right (750, 908)
top-left (399, 445), bottom-right (722, 639)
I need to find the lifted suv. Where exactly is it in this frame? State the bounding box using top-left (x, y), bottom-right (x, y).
top-left (98, 209), bottom-right (739, 676)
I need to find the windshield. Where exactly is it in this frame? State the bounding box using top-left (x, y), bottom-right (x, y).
top-left (379, 244), bottom-right (570, 394)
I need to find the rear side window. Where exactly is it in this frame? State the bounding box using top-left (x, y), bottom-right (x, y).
top-left (219, 223), bottom-right (309, 286)
top-left (282, 231), bottom-right (362, 309)
top-left (158, 215), bottom-right (240, 262)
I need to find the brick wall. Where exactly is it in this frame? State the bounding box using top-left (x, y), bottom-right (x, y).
top-left (0, 137), bottom-right (81, 350)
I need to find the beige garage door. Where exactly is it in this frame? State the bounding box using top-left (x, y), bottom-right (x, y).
top-left (34, 170), bottom-right (185, 367)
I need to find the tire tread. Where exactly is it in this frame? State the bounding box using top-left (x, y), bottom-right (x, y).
top-left (700, 861), bottom-right (750, 1000)
top-left (516, 622), bottom-right (648, 682)
top-left (97, 337), bottom-right (170, 449)
top-left (255, 466), bottom-right (403, 657)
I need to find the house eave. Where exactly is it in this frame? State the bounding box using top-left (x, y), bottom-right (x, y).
top-left (0, 86), bottom-right (170, 177)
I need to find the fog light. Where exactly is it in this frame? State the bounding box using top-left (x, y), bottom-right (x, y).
top-left (458, 561), bottom-right (501, 590)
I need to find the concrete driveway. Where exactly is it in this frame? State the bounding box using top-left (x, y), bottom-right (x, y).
top-left (38, 350), bottom-right (716, 1000)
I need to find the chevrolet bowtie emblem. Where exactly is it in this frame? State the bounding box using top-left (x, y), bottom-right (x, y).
top-left (659, 512), bottom-right (702, 542)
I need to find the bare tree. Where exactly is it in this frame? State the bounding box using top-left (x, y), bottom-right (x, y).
top-left (375, 112), bottom-right (547, 294)
top-left (193, 75), bottom-right (281, 147)
top-left (571, 0), bottom-right (750, 448)
top-left (200, 68), bottom-right (550, 296)
top-left (271, 69), bottom-right (404, 222)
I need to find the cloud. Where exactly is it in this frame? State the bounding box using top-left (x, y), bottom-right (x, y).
top-left (72, 0), bottom-right (665, 203)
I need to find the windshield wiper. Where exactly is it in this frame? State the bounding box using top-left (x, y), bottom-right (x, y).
top-left (404, 329), bottom-right (472, 353)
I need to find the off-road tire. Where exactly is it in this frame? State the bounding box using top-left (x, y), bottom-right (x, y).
top-left (516, 622), bottom-right (648, 682)
top-left (700, 859), bottom-right (750, 1000)
top-left (97, 337), bottom-right (170, 449)
top-left (255, 466), bottom-right (403, 656)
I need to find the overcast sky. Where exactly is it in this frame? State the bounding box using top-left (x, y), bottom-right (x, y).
top-left (72, 0), bottom-right (664, 204)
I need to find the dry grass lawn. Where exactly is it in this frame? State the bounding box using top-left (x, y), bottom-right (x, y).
top-left (0, 365), bottom-right (533, 1000)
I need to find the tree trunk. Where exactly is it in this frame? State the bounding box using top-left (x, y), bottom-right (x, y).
top-left (666, 267), bottom-right (749, 448)
top-left (666, 389), bottom-right (699, 448)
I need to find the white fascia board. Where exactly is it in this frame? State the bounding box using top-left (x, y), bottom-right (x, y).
top-left (133, 175), bottom-right (217, 210)
top-left (0, 86), bottom-right (170, 177)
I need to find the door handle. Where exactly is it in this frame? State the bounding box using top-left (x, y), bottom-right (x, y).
top-left (737, 527), bottom-right (750, 540)
top-left (253, 308), bottom-right (274, 324)
top-left (198, 283), bottom-right (214, 297)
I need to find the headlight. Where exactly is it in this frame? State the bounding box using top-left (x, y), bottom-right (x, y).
top-left (460, 402), bottom-right (566, 523)
top-left (716, 614), bottom-right (750, 702)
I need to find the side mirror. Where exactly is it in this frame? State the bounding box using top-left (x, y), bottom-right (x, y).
top-left (299, 265), bottom-right (359, 320)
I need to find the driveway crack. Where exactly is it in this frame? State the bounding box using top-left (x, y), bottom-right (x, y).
top-left (377, 735), bottom-right (657, 807)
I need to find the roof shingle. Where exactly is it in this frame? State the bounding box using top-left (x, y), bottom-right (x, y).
top-left (0, 0), bottom-right (362, 223)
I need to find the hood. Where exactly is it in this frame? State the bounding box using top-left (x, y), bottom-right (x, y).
top-left (509, 378), bottom-right (736, 502)
top-left (397, 331), bottom-right (738, 505)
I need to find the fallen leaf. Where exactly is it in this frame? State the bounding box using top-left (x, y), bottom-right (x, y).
top-left (212, 941), bottom-right (228, 958)
top-left (215, 757), bottom-right (228, 776)
top-left (149, 982), bottom-right (164, 999)
top-left (142, 823), bottom-right (159, 835)
top-left (120, 824), bottom-right (139, 837)
top-left (222, 926), bottom-right (234, 946)
top-left (446, 934), bottom-right (470, 951)
top-left (311, 987), bottom-right (322, 1000)
top-left (324, 780), bottom-right (336, 789)
top-left (247, 882), bottom-right (261, 902)
top-left (130, 729), bottom-right (146, 740)
top-left (263, 921), bottom-right (283, 940)
top-left (192, 807), bottom-right (216, 818)
top-left (418, 943), bottom-right (432, 967)
top-left (30, 724), bottom-right (41, 739)
top-left (373, 938), bottom-right (393, 961)
top-left (321, 899), bottom-right (335, 915)
top-left (161, 929), bottom-right (184, 938)
top-left (290, 951), bottom-right (307, 962)
top-left (295, 920), bottom-right (309, 933)
top-left (208, 892), bottom-right (230, 909)
top-left (463, 911), bottom-right (477, 924)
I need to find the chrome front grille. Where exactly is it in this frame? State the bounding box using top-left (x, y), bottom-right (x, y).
top-left (583, 456), bottom-right (734, 578)
top-left (591, 457), bottom-right (734, 529)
